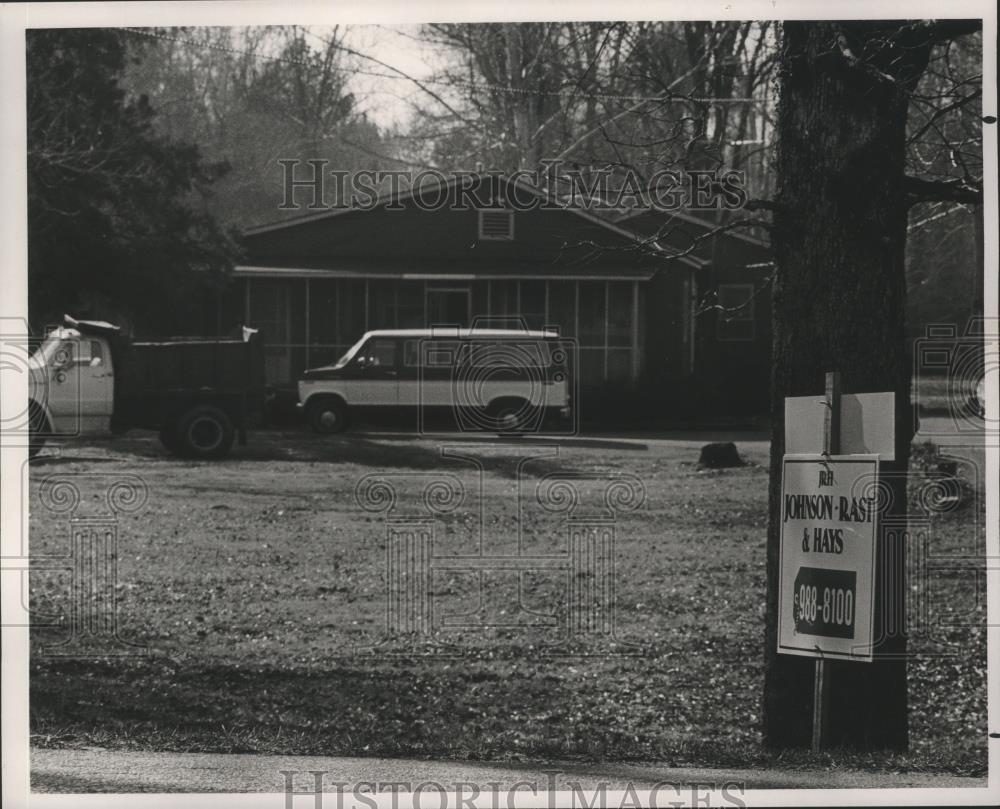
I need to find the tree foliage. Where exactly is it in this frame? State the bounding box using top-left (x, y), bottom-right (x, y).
top-left (121, 26), bottom-right (389, 227)
top-left (409, 22), bottom-right (778, 201)
top-left (27, 28), bottom-right (239, 333)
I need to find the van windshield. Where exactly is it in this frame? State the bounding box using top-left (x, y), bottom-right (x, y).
top-left (329, 335), bottom-right (368, 370)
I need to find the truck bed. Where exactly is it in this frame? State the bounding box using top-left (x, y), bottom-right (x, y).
top-left (118, 337), bottom-right (266, 396)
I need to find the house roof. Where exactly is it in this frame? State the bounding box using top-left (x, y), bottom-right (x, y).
top-left (354, 328), bottom-right (562, 339)
top-left (607, 207), bottom-right (773, 275)
top-left (615, 206), bottom-right (772, 252)
top-left (241, 172), bottom-right (704, 274)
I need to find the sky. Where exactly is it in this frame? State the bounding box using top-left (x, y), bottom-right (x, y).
top-left (338, 25), bottom-right (443, 130)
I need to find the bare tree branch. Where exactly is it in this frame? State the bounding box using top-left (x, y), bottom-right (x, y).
top-left (904, 174), bottom-right (982, 205)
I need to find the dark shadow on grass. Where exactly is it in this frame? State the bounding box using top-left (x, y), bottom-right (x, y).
top-left (28, 657), bottom-right (751, 769)
top-left (29, 655), bottom-right (987, 780)
top-left (53, 432), bottom-right (590, 478)
top-left (30, 455), bottom-right (118, 466)
top-left (31, 771), bottom-right (207, 794)
top-left (363, 431), bottom-right (649, 452)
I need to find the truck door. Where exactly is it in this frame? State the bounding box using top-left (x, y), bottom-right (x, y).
top-left (81, 338), bottom-right (114, 431)
top-left (50, 337), bottom-right (114, 434)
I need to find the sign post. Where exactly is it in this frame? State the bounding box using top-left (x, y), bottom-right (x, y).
top-left (813, 372), bottom-right (840, 750)
top-left (779, 372), bottom-right (895, 750)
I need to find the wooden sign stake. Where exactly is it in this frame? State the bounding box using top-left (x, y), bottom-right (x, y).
top-left (812, 370), bottom-right (841, 752)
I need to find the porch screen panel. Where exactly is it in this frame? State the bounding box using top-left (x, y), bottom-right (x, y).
top-left (578, 282), bottom-right (606, 387)
top-left (634, 281), bottom-right (645, 379)
top-left (249, 279), bottom-right (286, 341)
top-left (397, 280), bottom-right (425, 328)
top-left (220, 277), bottom-right (247, 334)
top-left (288, 280), bottom-right (308, 380)
top-left (519, 281), bottom-right (546, 330)
top-left (249, 278), bottom-right (292, 385)
top-left (578, 282), bottom-right (605, 346)
top-left (308, 279), bottom-right (342, 368)
top-left (605, 282), bottom-right (633, 384)
top-left (338, 280), bottom-right (366, 347)
top-left (547, 282), bottom-right (576, 337)
top-left (489, 280), bottom-right (518, 327)
top-left (369, 280), bottom-right (397, 329)
top-left (606, 350), bottom-right (632, 383)
top-left (607, 283), bottom-right (632, 347)
top-left (470, 281), bottom-right (488, 325)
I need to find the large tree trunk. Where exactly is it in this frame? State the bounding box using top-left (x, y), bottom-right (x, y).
top-left (763, 21), bottom-right (933, 750)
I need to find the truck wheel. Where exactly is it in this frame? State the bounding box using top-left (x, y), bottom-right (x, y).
top-left (174, 406), bottom-right (235, 459)
top-left (307, 397), bottom-right (348, 434)
top-left (28, 401), bottom-right (50, 459)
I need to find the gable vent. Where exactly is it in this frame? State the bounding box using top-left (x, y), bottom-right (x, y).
top-left (478, 209), bottom-right (515, 241)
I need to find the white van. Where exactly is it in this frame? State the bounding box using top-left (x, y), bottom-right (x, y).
top-left (298, 328), bottom-right (575, 434)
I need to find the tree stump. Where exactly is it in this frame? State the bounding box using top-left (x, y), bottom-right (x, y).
top-left (697, 442), bottom-right (744, 469)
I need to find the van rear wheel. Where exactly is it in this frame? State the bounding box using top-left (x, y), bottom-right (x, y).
top-left (307, 398), bottom-right (348, 434)
top-left (490, 399), bottom-right (535, 435)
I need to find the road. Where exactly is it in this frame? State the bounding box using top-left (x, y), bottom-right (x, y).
top-left (30, 748), bottom-right (987, 794)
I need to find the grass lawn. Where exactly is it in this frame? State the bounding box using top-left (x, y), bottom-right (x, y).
top-left (27, 426), bottom-right (987, 777)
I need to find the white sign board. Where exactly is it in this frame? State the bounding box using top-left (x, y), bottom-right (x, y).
top-left (785, 392), bottom-right (895, 460)
top-left (778, 454), bottom-right (880, 662)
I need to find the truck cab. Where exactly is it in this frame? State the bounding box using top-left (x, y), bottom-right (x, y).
top-left (28, 316), bottom-right (266, 460)
top-left (29, 323), bottom-right (116, 438)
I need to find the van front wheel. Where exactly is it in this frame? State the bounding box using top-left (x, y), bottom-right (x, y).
top-left (307, 398), bottom-right (349, 434)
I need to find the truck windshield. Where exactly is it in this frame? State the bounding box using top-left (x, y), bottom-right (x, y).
top-left (30, 330), bottom-right (66, 364)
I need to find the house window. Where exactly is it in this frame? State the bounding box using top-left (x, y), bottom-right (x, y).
top-left (478, 209), bottom-right (515, 240)
top-left (716, 283), bottom-right (755, 341)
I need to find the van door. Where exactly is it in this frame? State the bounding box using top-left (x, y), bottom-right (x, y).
top-left (344, 337), bottom-right (399, 408)
top-left (400, 339), bottom-right (460, 408)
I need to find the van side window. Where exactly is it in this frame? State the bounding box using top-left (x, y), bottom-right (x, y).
top-left (424, 341), bottom-right (458, 367)
top-left (362, 338), bottom-right (397, 368)
top-left (468, 341), bottom-right (549, 368)
top-left (91, 341), bottom-right (104, 362)
top-left (404, 340), bottom-right (420, 367)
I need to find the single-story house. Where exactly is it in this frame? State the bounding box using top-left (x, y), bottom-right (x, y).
top-left (616, 206), bottom-right (774, 415)
top-left (217, 173), bottom-right (772, 418)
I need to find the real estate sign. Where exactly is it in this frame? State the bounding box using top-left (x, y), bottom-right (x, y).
top-left (778, 454), bottom-right (880, 662)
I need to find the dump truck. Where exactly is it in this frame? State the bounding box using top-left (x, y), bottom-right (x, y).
top-left (28, 315), bottom-right (266, 459)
